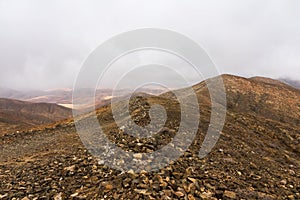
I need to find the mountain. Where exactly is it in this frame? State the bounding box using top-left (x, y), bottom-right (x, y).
top-left (0, 86), bottom-right (23, 98)
top-left (0, 74), bottom-right (299, 199)
top-left (0, 98), bottom-right (72, 136)
top-left (250, 76), bottom-right (290, 88)
top-left (279, 78), bottom-right (300, 89)
top-left (0, 87), bottom-right (166, 109)
top-left (250, 76), bottom-right (300, 89)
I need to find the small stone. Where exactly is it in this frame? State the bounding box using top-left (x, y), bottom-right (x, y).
top-left (123, 178), bottom-right (131, 188)
top-left (160, 181), bottom-right (168, 187)
top-left (0, 194), bottom-right (8, 199)
top-left (92, 165), bottom-right (97, 170)
top-left (120, 126), bottom-right (125, 131)
top-left (76, 195), bottom-right (87, 199)
top-left (288, 169), bottom-right (295, 175)
top-left (186, 167), bottom-right (194, 175)
top-left (90, 176), bottom-right (98, 183)
top-left (156, 175), bottom-right (163, 183)
top-left (70, 193), bottom-right (78, 197)
top-left (288, 195), bottom-right (295, 200)
top-left (200, 191), bottom-right (212, 199)
top-left (280, 179), bottom-right (287, 185)
top-left (188, 194), bottom-right (196, 200)
top-left (53, 192), bottom-right (64, 200)
top-left (237, 171), bottom-right (242, 176)
top-left (174, 191), bottom-right (185, 197)
top-left (223, 190), bottom-right (236, 199)
top-left (44, 177), bottom-right (52, 181)
top-left (218, 183), bottom-right (227, 190)
top-left (163, 190), bottom-right (172, 197)
top-left (98, 160), bottom-right (105, 165)
top-left (133, 153), bottom-right (143, 159)
top-left (104, 184), bottom-right (113, 191)
top-left (134, 189), bottom-right (150, 195)
top-left (188, 177), bottom-right (197, 184)
top-left (113, 193), bottom-right (120, 199)
top-left (64, 165), bottom-right (75, 172)
top-left (127, 169), bottom-right (135, 174)
top-left (21, 197), bottom-right (30, 200)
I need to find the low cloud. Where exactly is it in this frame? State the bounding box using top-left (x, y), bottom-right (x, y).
top-left (0, 0), bottom-right (299, 90)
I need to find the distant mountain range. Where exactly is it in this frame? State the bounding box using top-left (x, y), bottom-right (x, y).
top-left (279, 78), bottom-right (300, 89)
top-left (0, 87), bottom-right (165, 109)
top-left (0, 87), bottom-right (166, 135)
top-left (0, 98), bottom-right (72, 136)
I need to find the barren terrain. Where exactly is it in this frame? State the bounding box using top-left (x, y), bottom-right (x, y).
top-left (0, 75), bottom-right (299, 199)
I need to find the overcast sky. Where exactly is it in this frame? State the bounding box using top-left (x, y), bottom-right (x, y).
top-left (0, 0), bottom-right (299, 90)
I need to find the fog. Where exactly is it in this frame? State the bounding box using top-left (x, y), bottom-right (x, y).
top-left (0, 0), bottom-right (299, 90)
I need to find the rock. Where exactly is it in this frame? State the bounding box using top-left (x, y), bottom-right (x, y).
top-left (90, 176), bottom-right (98, 184)
top-left (288, 195), bottom-right (295, 200)
top-left (280, 179), bottom-right (287, 185)
top-left (105, 184), bottom-right (113, 191)
top-left (288, 169), bottom-right (296, 175)
top-left (92, 165), bottom-right (97, 170)
top-left (188, 194), bottom-right (196, 200)
top-left (257, 192), bottom-right (276, 199)
top-left (21, 197), bottom-right (30, 200)
top-left (174, 191), bottom-right (185, 197)
top-left (160, 181), bottom-right (168, 187)
top-left (64, 165), bottom-right (75, 172)
top-left (0, 194), bottom-right (8, 199)
top-left (127, 169), bottom-right (136, 175)
top-left (120, 126), bottom-right (125, 131)
top-left (187, 177), bottom-right (197, 184)
top-left (70, 193), bottom-right (78, 198)
top-left (123, 178), bottom-right (131, 188)
top-left (223, 190), bottom-right (236, 199)
top-left (113, 193), bottom-right (120, 199)
top-left (133, 153), bottom-right (143, 159)
top-left (53, 192), bottom-right (64, 200)
top-left (134, 189), bottom-right (150, 195)
top-left (200, 191), bottom-right (212, 199)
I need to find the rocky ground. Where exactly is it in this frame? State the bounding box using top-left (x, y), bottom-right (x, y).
top-left (0, 75), bottom-right (299, 199)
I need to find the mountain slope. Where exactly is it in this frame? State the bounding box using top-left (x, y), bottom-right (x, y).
top-left (279, 78), bottom-right (300, 89)
top-left (0, 98), bottom-right (72, 135)
top-left (0, 74), bottom-right (299, 199)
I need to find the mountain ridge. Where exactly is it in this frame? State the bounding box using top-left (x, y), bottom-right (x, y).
top-left (0, 98), bottom-right (72, 136)
top-left (0, 74), bottom-right (299, 199)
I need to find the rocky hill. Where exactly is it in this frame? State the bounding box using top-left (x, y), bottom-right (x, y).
top-left (0, 74), bottom-right (299, 199)
top-left (0, 98), bottom-right (72, 136)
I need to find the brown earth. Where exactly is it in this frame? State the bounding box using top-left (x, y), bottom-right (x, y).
top-left (0, 74), bottom-right (299, 199)
top-left (0, 98), bottom-right (72, 136)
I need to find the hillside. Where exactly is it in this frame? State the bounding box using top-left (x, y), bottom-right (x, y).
top-left (279, 78), bottom-right (300, 89)
top-left (0, 98), bottom-right (72, 136)
top-left (0, 74), bottom-right (299, 199)
top-left (0, 88), bottom-right (165, 109)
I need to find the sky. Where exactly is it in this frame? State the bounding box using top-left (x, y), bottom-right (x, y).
top-left (0, 0), bottom-right (299, 90)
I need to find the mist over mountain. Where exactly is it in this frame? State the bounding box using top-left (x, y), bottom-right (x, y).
top-left (279, 78), bottom-right (300, 89)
